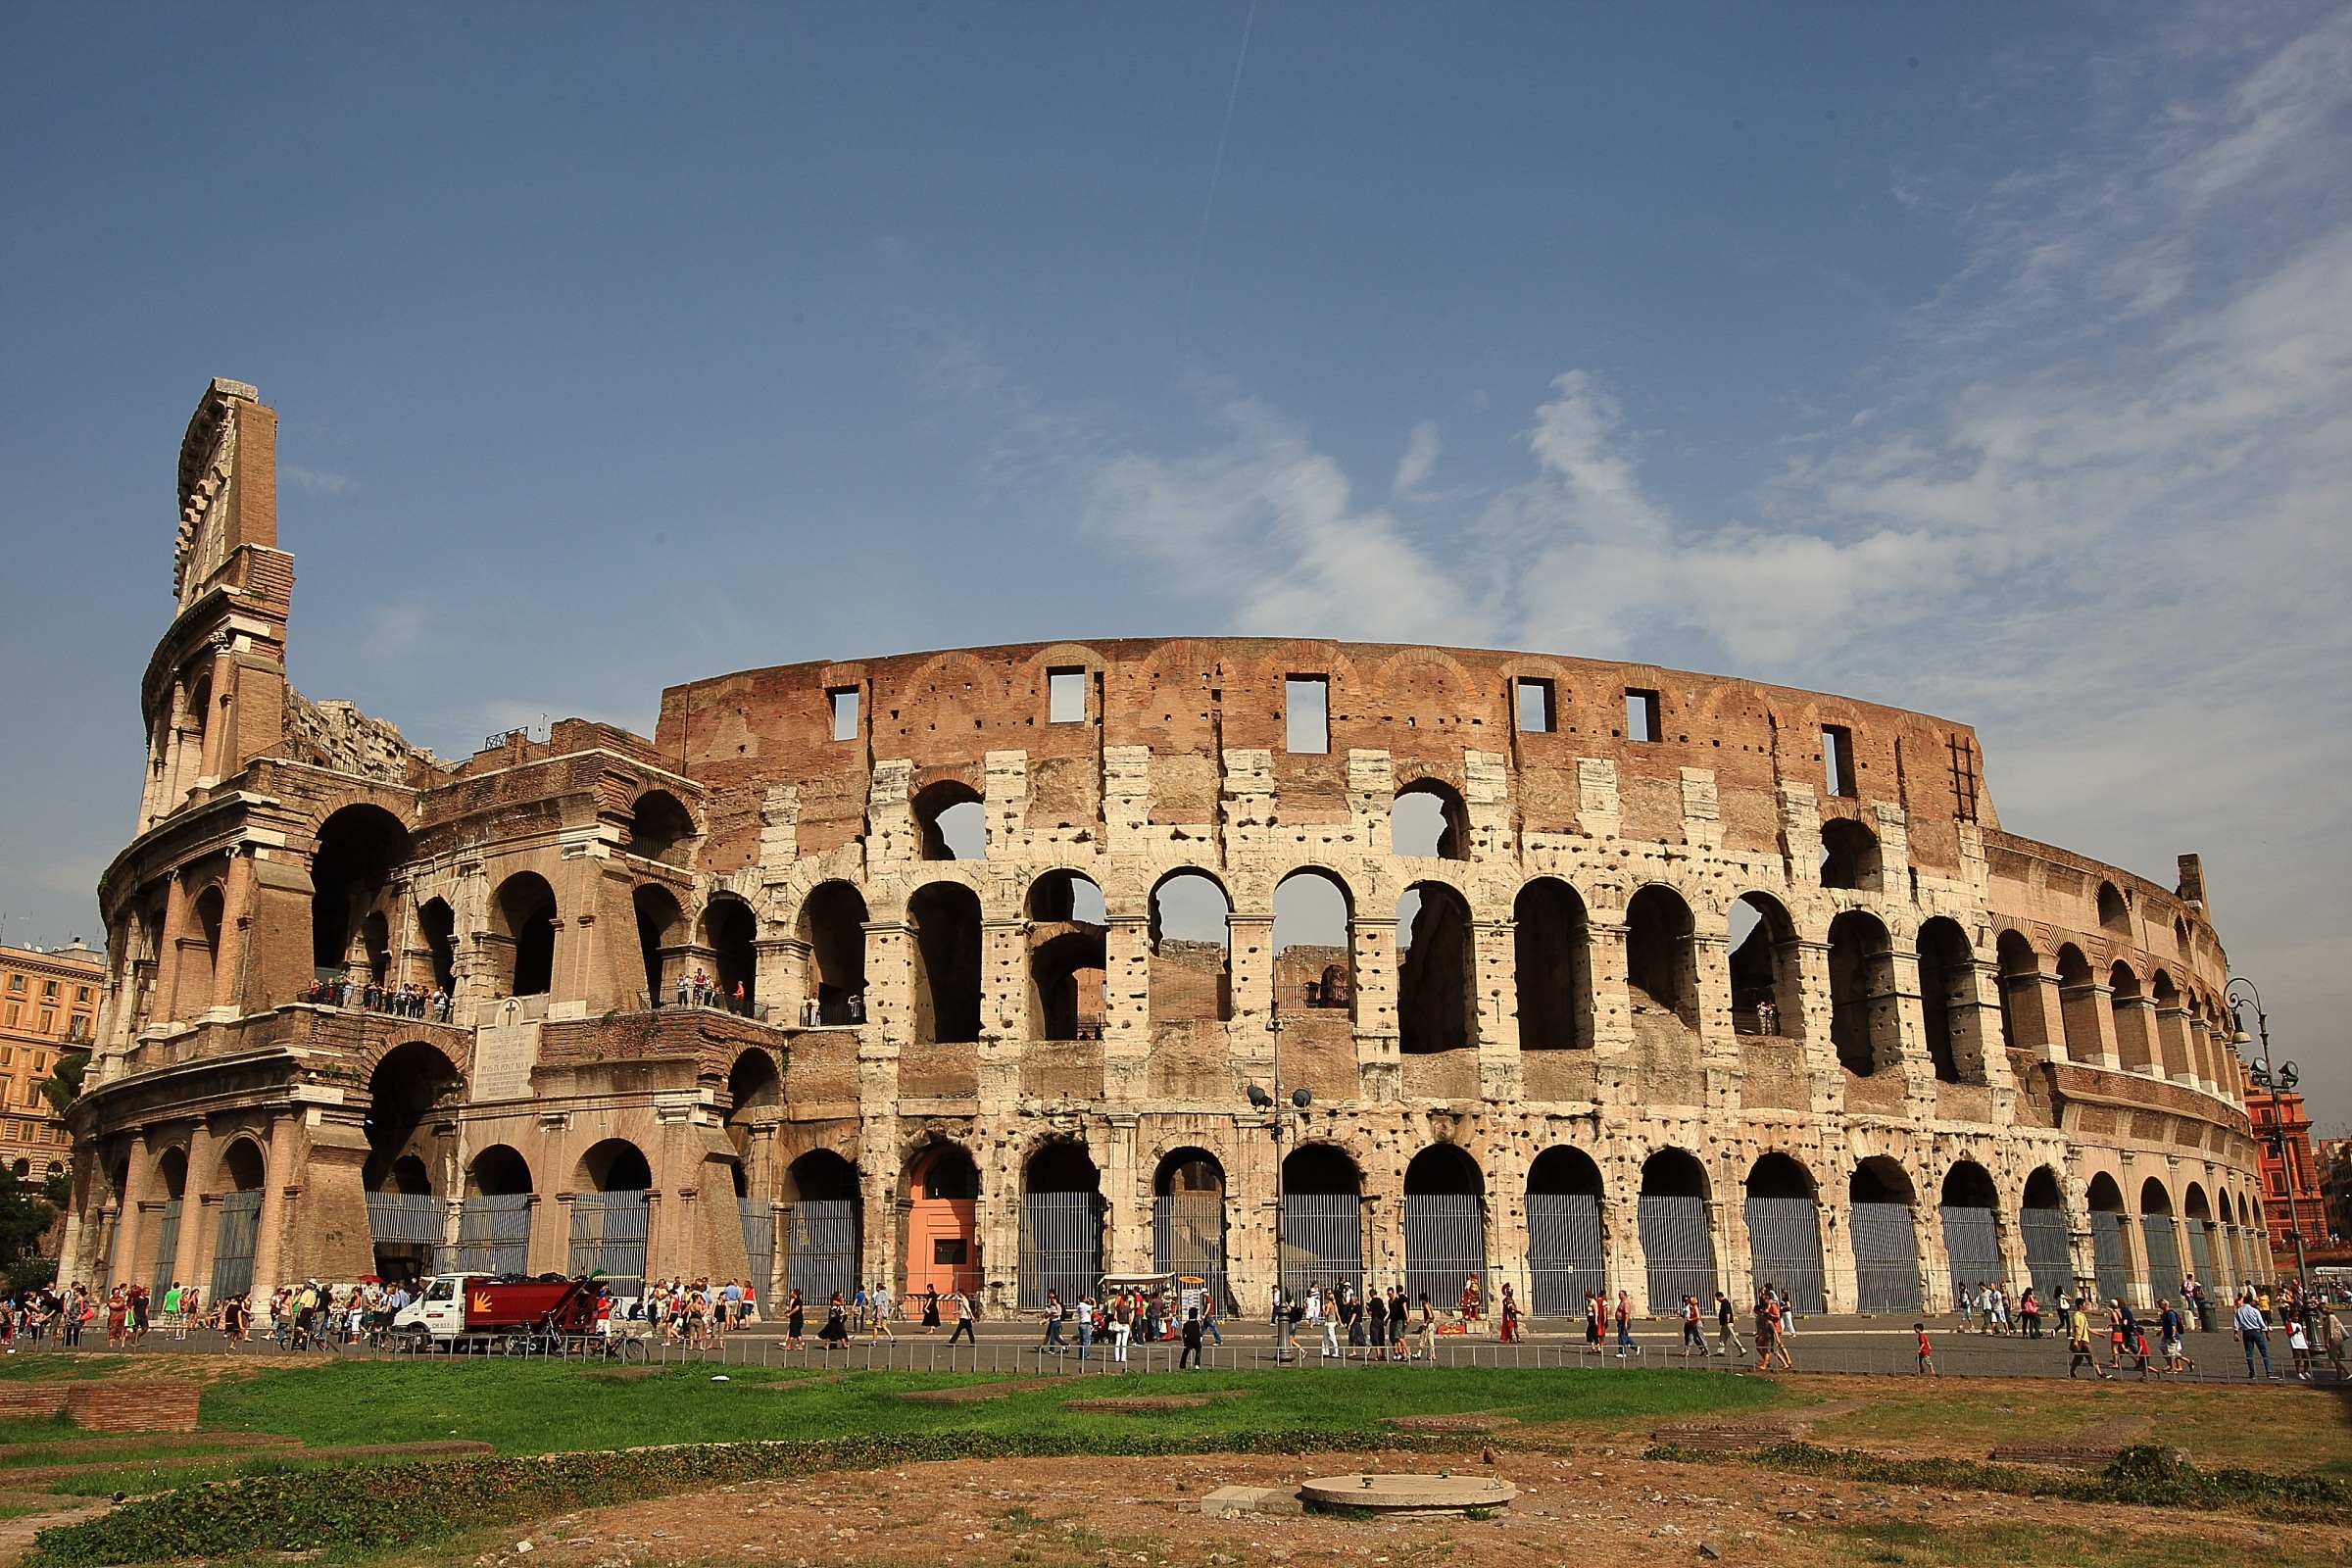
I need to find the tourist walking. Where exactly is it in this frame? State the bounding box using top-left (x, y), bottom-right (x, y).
top-left (947, 1288), bottom-right (977, 1346)
top-left (1040, 1288), bottom-right (1065, 1351)
top-left (2234, 1293), bottom-right (2275, 1380)
top-left (785, 1289), bottom-right (805, 1349)
top-left (1614, 1290), bottom-right (1635, 1357)
top-left (1714, 1291), bottom-right (1745, 1358)
top-left (1179, 1307), bottom-right (1204, 1369)
top-left (1914, 1322), bottom-right (1937, 1376)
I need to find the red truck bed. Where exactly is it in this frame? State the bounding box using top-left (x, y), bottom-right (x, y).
top-left (462, 1278), bottom-right (595, 1332)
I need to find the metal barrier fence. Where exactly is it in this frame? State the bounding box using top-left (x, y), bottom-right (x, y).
top-left (11, 1321), bottom-right (2309, 1383)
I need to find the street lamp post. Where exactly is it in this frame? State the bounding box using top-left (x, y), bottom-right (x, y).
top-left (1249, 997), bottom-right (1313, 1358)
top-left (2229, 977), bottom-right (2310, 1312)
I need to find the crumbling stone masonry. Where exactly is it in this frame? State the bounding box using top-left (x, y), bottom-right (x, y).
top-left (61, 381), bottom-right (2269, 1318)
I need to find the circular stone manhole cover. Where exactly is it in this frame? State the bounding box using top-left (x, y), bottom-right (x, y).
top-left (1298, 1475), bottom-right (1517, 1517)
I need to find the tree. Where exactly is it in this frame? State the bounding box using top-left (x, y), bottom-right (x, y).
top-left (0, 1165), bottom-right (56, 1273)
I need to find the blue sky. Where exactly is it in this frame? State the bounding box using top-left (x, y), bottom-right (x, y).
top-left (4, 3), bottom-right (2346, 1125)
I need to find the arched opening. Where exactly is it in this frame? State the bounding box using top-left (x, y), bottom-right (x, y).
top-left (2109, 961), bottom-right (2152, 1072)
top-left (363, 1042), bottom-right (462, 1189)
top-left (2054, 945), bottom-right (2100, 1064)
top-left (1390, 780), bottom-right (1469, 859)
top-left (913, 780), bottom-right (987, 861)
top-left (1917, 917), bottom-right (1979, 1083)
top-left (1273, 869), bottom-right (1352, 1013)
top-left (1525, 1147), bottom-right (1605, 1313)
top-left (799, 881), bottom-right (868, 1025)
top-left (1514, 878), bottom-right (1590, 1051)
top-left (1829, 910), bottom-right (1898, 1078)
top-left (1402, 1145), bottom-right (1486, 1311)
top-left (491, 872), bottom-right (558, 998)
top-left (2150, 970), bottom-right (2192, 1081)
top-left (907, 882), bottom-right (983, 1043)
top-left (726, 1049), bottom-right (781, 1128)
top-left (2183, 1182), bottom-right (2219, 1289)
top-left (623, 790), bottom-right (697, 865)
top-left (417, 898), bottom-right (457, 993)
top-left (1994, 930), bottom-right (2042, 1055)
top-left (1638, 1149), bottom-right (1715, 1313)
top-left (364, 1044), bottom-right (456, 1285)
top-left (1849, 1158), bottom-right (1921, 1311)
top-left (1728, 893), bottom-right (1798, 1037)
top-left (1152, 1150), bottom-right (1229, 1311)
top-left (2138, 1177), bottom-right (2180, 1303)
top-left (632, 884), bottom-right (686, 1008)
top-left (1624, 885), bottom-right (1695, 1017)
top-left (1744, 1153), bottom-right (1824, 1311)
top-left (2085, 1173), bottom-right (2132, 1304)
top-left (903, 1143), bottom-right (979, 1300)
top-left (1280, 1144), bottom-right (1363, 1297)
top-left (1028, 871), bottom-right (1106, 1041)
top-left (1019, 1141), bottom-right (1102, 1309)
top-left (704, 898), bottom-right (758, 1014)
top-left (1819, 817), bottom-right (1883, 891)
top-left (571, 1139), bottom-right (651, 1290)
top-left (2097, 881), bottom-right (2130, 935)
top-left (309, 805), bottom-right (414, 978)
top-left (1150, 870), bottom-right (1231, 1023)
top-left (182, 884), bottom-right (224, 1015)
top-left (2021, 1165), bottom-right (2071, 1301)
top-left (784, 1150), bottom-right (860, 1305)
top-left (455, 1146), bottom-right (534, 1276)
top-left (211, 1139), bottom-right (267, 1299)
top-left (147, 1147), bottom-right (188, 1299)
top-left (1938, 1160), bottom-right (2002, 1307)
top-left (1396, 882), bottom-right (1475, 1054)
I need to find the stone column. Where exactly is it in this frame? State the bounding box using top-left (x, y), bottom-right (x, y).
top-left (152, 876), bottom-right (193, 1027)
top-left (1474, 916), bottom-right (1518, 1102)
top-left (861, 919), bottom-right (914, 1046)
top-left (170, 1126), bottom-right (217, 1294)
top-left (1884, 947), bottom-right (1937, 1113)
top-left (1789, 940), bottom-right (1839, 1110)
top-left (249, 1114), bottom-right (301, 1296)
top-left (210, 851), bottom-right (259, 1010)
top-left (111, 1146), bottom-right (153, 1292)
top-left (1817, 1187), bottom-right (1857, 1315)
top-left (1101, 912), bottom-right (1152, 1101)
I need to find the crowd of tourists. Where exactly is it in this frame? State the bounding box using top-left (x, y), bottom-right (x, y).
top-left (300, 977), bottom-right (454, 1021)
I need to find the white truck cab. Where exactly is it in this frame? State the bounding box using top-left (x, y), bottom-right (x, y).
top-left (391, 1273), bottom-right (486, 1344)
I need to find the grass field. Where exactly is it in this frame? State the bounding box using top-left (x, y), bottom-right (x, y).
top-left (191, 1359), bottom-right (1784, 1453)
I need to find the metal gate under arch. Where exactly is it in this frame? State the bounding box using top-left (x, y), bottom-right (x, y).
top-left (210, 1190), bottom-right (262, 1300)
top-left (367, 1192), bottom-right (445, 1266)
top-left (1743, 1198), bottom-right (1825, 1313)
top-left (2022, 1204), bottom-right (2072, 1301)
top-left (1526, 1193), bottom-right (1604, 1316)
top-left (1153, 1193), bottom-right (1230, 1313)
top-left (1401, 1194), bottom-right (1486, 1312)
top-left (150, 1198), bottom-right (181, 1300)
top-left (1280, 1194), bottom-right (1362, 1299)
top-left (2090, 1210), bottom-right (2132, 1303)
top-left (2189, 1220), bottom-right (2217, 1288)
top-left (1939, 1204), bottom-right (2001, 1306)
top-left (738, 1199), bottom-right (775, 1298)
top-left (1018, 1192), bottom-right (1103, 1309)
top-left (569, 1191), bottom-right (649, 1290)
top-left (1638, 1195), bottom-right (1713, 1314)
top-left (2139, 1215), bottom-right (2180, 1305)
top-left (785, 1199), bottom-right (857, 1304)
top-left (1849, 1202), bottom-right (1921, 1312)
top-left (454, 1195), bottom-right (533, 1277)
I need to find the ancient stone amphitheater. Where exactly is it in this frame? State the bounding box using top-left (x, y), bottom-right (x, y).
top-left (63, 379), bottom-right (2272, 1319)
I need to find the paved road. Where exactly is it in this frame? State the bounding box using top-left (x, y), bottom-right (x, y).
top-left (28, 1312), bottom-right (2341, 1385)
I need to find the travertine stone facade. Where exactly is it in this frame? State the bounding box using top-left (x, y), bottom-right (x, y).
top-left (62, 382), bottom-right (2272, 1318)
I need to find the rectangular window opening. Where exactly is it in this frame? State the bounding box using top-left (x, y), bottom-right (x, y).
top-left (827, 686), bottom-right (859, 743)
top-left (1823, 724), bottom-right (1859, 798)
top-left (1285, 675), bottom-right (1330, 755)
top-left (1047, 667), bottom-right (1087, 724)
top-left (1515, 677), bottom-right (1555, 734)
top-left (1624, 688), bottom-right (1660, 743)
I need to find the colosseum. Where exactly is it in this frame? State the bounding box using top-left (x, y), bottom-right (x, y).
top-left (61, 378), bottom-right (2273, 1322)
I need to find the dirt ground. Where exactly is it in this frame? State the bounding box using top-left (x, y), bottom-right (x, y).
top-left (467, 1446), bottom-right (2348, 1568)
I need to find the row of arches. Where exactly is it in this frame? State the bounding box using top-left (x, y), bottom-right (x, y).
top-left (1993, 931), bottom-right (2233, 1089)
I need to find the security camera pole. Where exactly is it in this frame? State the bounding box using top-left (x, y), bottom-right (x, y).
top-left (2229, 977), bottom-right (2308, 1311)
top-left (1250, 996), bottom-right (1314, 1357)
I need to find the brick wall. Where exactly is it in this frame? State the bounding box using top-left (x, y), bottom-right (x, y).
top-left (0, 1381), bottom-right (200, 1432)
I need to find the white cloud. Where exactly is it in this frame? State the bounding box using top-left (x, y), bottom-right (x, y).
top-left (281, 466), bottom-right (358, 496)
top-left (1392, 421), bottom-right (1441, 494)
top-left (1034, 10), bottom-right (2352, 1119)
